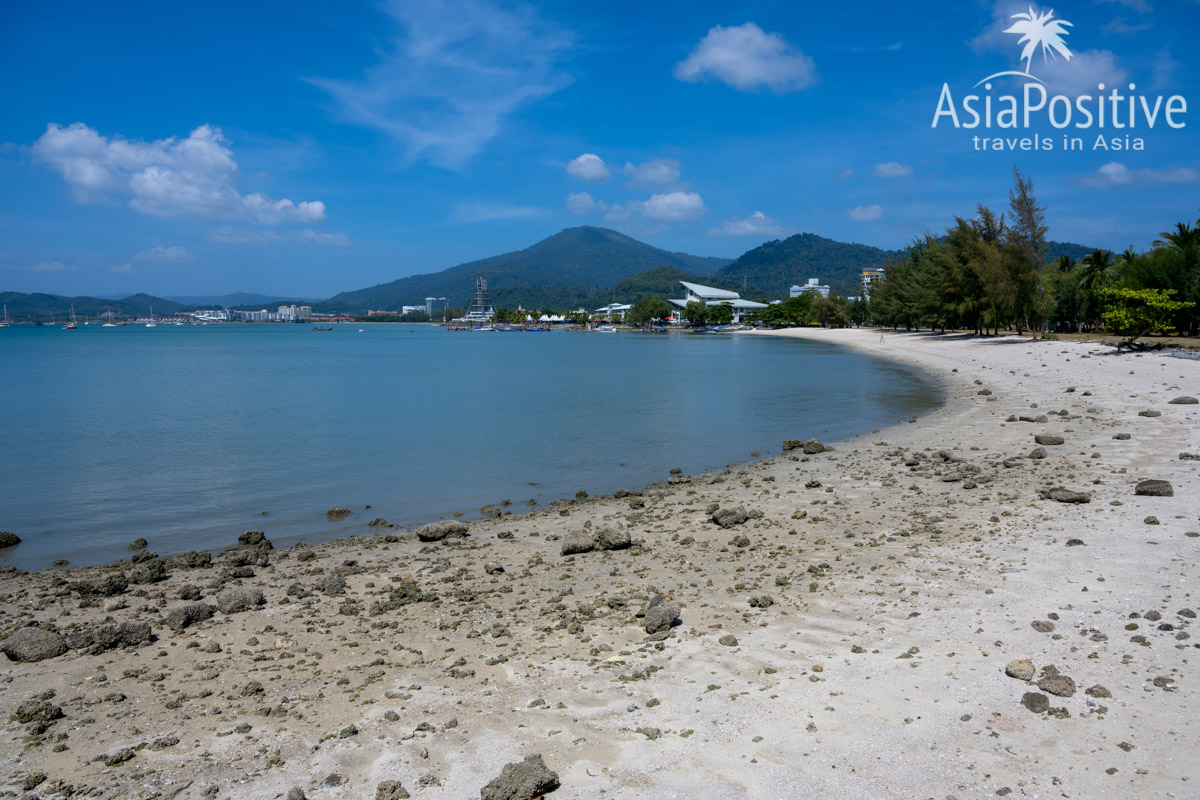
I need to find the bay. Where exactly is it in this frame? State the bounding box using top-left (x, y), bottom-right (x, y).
top-left (0, 324), bottom-right (941, 569)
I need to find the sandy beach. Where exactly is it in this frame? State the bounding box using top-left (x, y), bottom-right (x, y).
top-left (2, 328), bottom-right (1197, 800)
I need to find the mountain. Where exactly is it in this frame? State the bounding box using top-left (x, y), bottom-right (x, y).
top-left (318, 226), bottom-right (732, 313)
top-left (166, 292), bottom-right (319, 308)
top-left (607, 265), bottom-right (743, 302)
top-left (1045, 241), bottom-right (1097, 263)
top-left (0, 291), bottom-right (195, 320)
top-left (714, 233), bottom-right (904, 299)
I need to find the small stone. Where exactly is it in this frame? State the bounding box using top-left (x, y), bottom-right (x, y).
top-left (1135, 479), bottom-right (1173, 497)
top-left (1034, 434), bottom-right (1064, 446)
top-left (479, 753), bottom-right (559, 800)
top-left (415, 520), bottom-right (469, 542)
top-left (1138, 410), bottom-right (1161, 417)
top-left (718, 634), bottom-right (739, 647)
top-left (1168, 396), bottom-right (1198, 404)
top-left (1005, 659), bottom-right (1035, 681)
top-left (375, 779), bottom-right (410, 800)
top-left (1021, 692), bottom-right (1049, 713)
top-left (1038, 674), bottom-right (1076, 697)
top-left (1031, 620), bottom-right (1055, 633)
top-left (643, 595), bottom-right (681, 635)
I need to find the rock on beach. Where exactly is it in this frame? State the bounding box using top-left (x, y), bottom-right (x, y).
top-left (480, 753), bottom-right (559, 800)
top-left (1, 627), bottom-right (67, 662)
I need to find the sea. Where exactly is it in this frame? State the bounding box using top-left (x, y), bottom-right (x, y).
top-left (0, 324), bottom-right (942, 570)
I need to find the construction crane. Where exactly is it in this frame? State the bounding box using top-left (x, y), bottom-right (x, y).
top-left (463, 269), bottom-right (515, 322)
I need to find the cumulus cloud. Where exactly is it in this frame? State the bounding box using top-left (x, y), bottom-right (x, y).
top-left (312, 0), bottom-right (571, 169)
top-left (674, 22), bottom-right (816, 93)
top-left (565, 192), bottom-right (599, 214)
top-left (135, 245), bottom-right (191, 262)
top-left (873, 161), bottom-right (913, 178)
top-left (109, 263), bottom-right (134, 274)
top-left (641, 191), bottom-right (706, 222)
top-left (32, 123), bottom-right (326, 225)
top-left (623, 158), bottom-right (681, 187)
top-left (710, 211), bottom-right (789, 238)
top-left (207, 226), bottom-right (351, 246)
top-left (566, 153), bottom-right (609, 183)
top-left (1086, 161), bottom-right (1200, 187)
top-left (846, 205), bottom-right (884, 222)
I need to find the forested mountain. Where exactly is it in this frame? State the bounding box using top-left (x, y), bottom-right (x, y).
top-left (0, 291), bottom-right (193, 320)
top-left (714, 233), bottom-right (904, 298)
top-left (317, 227), bottom-right (731, 313)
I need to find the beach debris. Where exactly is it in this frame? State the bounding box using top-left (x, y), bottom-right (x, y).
top-left (1, 627), bottom-right (67, 662)
top-left (479, 753), bottom-right (559, 800)
top-left (376, 780), bottom-right (411, 800)
top-left (1034, 434), bottom-right (1064, 446)
top-left (1168, 395), bottom-right (1198, 404)
top-left (216, 587), bottom-right (265, 614)
top-left (326, 507), bottom-right (352, 521)
top-left (1040, 488), bottom-right (1092, 504)
top-left (643, 594), bottom-right (681, 634)
top-left (1135, 479), bottom-right (1174, 497)
top-left (712, 506), bottom-right (748, 528)
top-left (164, 602), bottom-right (215, 631)
top-left (1005, 659), bottom-right (1035, 681)
top-left (415, 520), bottom-right (469, 542)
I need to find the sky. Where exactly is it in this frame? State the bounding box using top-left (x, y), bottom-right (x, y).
top-left (1, 0), bottom-right (1197, 299)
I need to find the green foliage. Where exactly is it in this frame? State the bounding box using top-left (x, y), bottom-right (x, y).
top-left (1100, 287), bottom-right (1195, 347)
top-left (626, 297), bottom-right (672, 326)
top-left (811, 293), bottom-right (849, 327)
top-left (753, 293), bottom-right (813, 326)
top-left (708, 302), bottom-right (734, 325)
top-left (683, 300), bottom-right (709, 326)
top-left (716, 233), bottom-right (901, 298)
top-left (0, 291), bottom-right (197, 321)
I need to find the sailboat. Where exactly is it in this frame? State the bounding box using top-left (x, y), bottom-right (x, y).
top-left (0, 304), bottom-right (10, 328)
top-left (63, 305), bottom-right (78, 330)
top-left (145, 305), bottom-right (157, 328)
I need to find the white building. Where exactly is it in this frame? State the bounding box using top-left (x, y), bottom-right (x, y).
top-left (667, 281), bottom-right (767, 323)
top-left (593, 302), bottom-right (632, 320)
top-left (790, 278), bottom-right (830, 298)
top-left (861, 268), bottom-right (886, 298)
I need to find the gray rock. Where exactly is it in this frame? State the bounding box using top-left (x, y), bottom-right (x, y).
top-left (1021, 692), bottom-right (1049, 714)
top-left (712, 506), bottom-right (749, 528)
top-left (1038, 674), bottom-right (1076, 697)
top-left (238, 529), bottom-right (272, 549)
top-left (1034, 434), bottom-right (1064, 446)
top-left (484, 561), bottom-right (504, 575)
top-left (1168, 396), bottom-right (1198, 404)
top-left (0, 531), bottom-right (21, 548)
top-left (1041, 487), bottom-right (1091, 504)
top-left (802, 439), bottom-right (829, 454)
top-left (1027, 447), bottom-right (1047, 460)
top-left (376, 781), bottom-right (410, 800)
top-left (73, 573), bottom-right (128, 597)
top-left (216, 587), bottom-right (265, 614)
top-left (479, 753), bottom-right (559, 800)
top-left (560, 530), bottom-right (596, 556)
top-left (174, 550), bottom-right (212, 569)
top-left (129, 558), bottom-right (167, 584)
top-left (719, 634), bottom-right (739, 647)
top-left (164, 603), bottom-right (214, 631)
top-left (1085, 684), bottom-right (1112, 698)
top-left (1139, 409), bottom-right (1161, 417)
top-left (595, 527), bottom-right (631, 551)
top-left (316, 574), bottom-right (347, 595)
top-left (1135, 479), bottom-right (1174, 497)
top-left (415, 520), bottom-right (469, 542)
top-left (782, 439), bottom-right (803, 451)
top-left (1031, 620), bottom-right (1055, 633)
top-left (1180, 452), bottom-right (1200, 461)
top-left (643, 595), bottom-right (681, 634)
top-left (1, 627), bottom-right (67, 662)
top-left (285, 788), bottom-right (308, 800)
top-left (1005, 659), bottom-right (1035, 681)
top-left (65, 622), bottom-right (152, 654)
top-left (326, 507), bottom-right (351, 520)
top-left (1113, 433), bottom-right (1131, 440)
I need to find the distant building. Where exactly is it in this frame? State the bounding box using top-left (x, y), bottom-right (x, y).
top-left (369, 309), bottom-right (401, 317)
top-left (424, 297), bottom-right (449, 318)
top-left (593, 302), bottom-right (632, 320)
top-left (667, 281), bottom-right (767, 323)
top-left (862, 268), bottom-right (886, 298)
top-left (297, 306), bottom-right (312, 319)
top-left (790, 278), bottom-right (830, 298)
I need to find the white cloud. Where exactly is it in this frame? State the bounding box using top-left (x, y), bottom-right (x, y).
top-left (109, 263), bottom-right (134, 274)
top-left (846, 205), bottom-right (884, 222)
top-left (1101, 17), bottom-right (1153, 36)
top-left (1037, 49), bottom-right (1128, 97)
top-left (453, 202), bottom-right (546, 222)
top-left (623, 158), bottom-right (681, 187)
top-left (135, 245), bottom-right (191, 262)
top-left (710, 211), bottom-right (790, 237)
top-left (311, 0), bottom-right (571, 169)
top-left (641, 191), bottom-right (706, 222)
top-left (565, 192), bottom-right (599, 215)
top-left (32, 123), bottom-right (326, 224)
top-left (873, 161), bottom-right (913, 178)
top-left (674, 22), bottom-right (816, 93)
top-left (566, 153), bottom-right (609, 183)
top-left (1087, 161), bottom-right (1200, 187)
top-left (207, 226), bottom-right (352, 246)
top-left (603, 203), bottom-right (634, 223)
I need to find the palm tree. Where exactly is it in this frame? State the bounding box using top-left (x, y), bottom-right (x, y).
top-left (1005, 7), bottom-right (1073, 75)
top-left (1152, 221), bottom-right (1198, 252)
top-left (1078, 249), bottom-right (1113, 292)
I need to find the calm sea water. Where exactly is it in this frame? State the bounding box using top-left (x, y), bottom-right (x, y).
top-left (0, 324), bottom-right (941, 569)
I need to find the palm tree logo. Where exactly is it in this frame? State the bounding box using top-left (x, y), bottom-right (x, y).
top-left (976, 5), bottom-right (1073, 86)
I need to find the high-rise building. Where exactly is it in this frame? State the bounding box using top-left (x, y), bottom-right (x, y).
top-left (861, 268), bottom-right (886, 298)
top-left (425, 297), bottom-right (449, 319)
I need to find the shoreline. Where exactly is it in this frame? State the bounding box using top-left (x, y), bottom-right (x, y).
top-left (2, 328), bottom-right (1197, 799)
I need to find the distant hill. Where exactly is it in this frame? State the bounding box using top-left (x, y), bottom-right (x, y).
top-left (318, 226), bottom-right (732, 313)
top-left (0, 291), bottom-right (196, 320)
top-left (1045, 241), bottom-right (1096, 263)
top-left (714, 233), bottom-right (904, 299)
top-left (166, 292), bottom-right (318, 308)
top-left (606, 265), bottom-right (744, 303)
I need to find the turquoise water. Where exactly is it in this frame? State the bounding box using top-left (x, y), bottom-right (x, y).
top-left (0, 324), bottom-right (941, 569)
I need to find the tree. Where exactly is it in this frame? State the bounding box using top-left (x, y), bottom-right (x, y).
top-left (683, 300), bottom-right (709, 326)
top-left (1100, 287), bottom-right (1194, 348)
top-left (1007, 166), bottom-right (1048, 335)
top-left (627, 297), bottom-right (671, 327)
top-left (708, 302), bottom-right (734, 325)
top-left (811, 293), bottom-right (849, 327)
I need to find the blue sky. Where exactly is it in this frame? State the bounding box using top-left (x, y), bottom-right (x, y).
top-left (1, 0), bottom-right (1197, 298)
